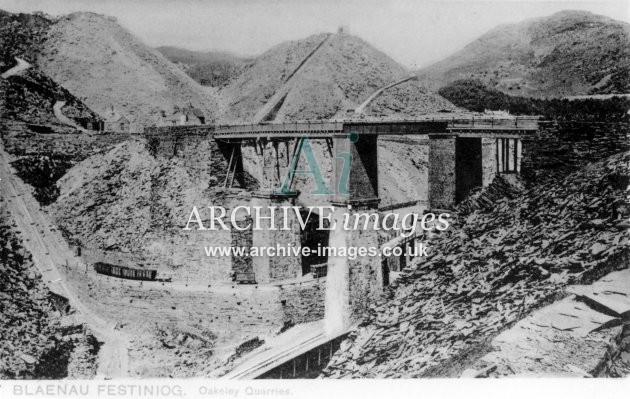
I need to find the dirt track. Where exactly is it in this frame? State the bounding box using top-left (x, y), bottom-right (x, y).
top-left (0, 142), bottom-right (129, 378)
top-left (53, 101), bottom-right (87, 132)
top-left (1, 57), bottom-right (31, 78)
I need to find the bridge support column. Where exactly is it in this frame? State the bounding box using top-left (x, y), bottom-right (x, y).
top-left (428, 134), bottom-right (457, 209)
top-left (325, 132), bottom-right (382, 334)
top-left (325, 202), bottom-right (383, 335)
top-left (250, 192), bottom-right (301, 284)
top-left (481, 137), bottom-right (498, 187)
top-left (430, 134), bottom-right (524, 209)
top-left (496, 137), bottom-right (522, 174)
top-left (216, 140), bottom-right (248, 188)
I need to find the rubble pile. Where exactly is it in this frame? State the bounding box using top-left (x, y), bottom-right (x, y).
top-left (0, 202), bottom-right (97, 378)
top-left (128, 326), bottom-right (219, 377)
top-left (606, 324), bottom-right (630, 377)
top-left (471, 269), bottom-right (630, 377)
top-left (323, 151), bottom-right (630, 378)
top-left (48, 140), bottom-right (214, 253)
top-left (456, 175), bottom-right (525, 216)
top-left (365, 80), bottom-right (461, 118)
top-left (47, 140), bottom-right (158, 252)
top-left (39, 12), bottom-right (220, 128)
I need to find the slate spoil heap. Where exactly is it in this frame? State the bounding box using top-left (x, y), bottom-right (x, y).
top-left (323, 151), bottom-right (630, 378)
top-left (0, 202), bottom-right (98, 378)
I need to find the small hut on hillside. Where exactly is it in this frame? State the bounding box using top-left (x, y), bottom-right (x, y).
top-left (103, 105), bottom-right (131, 133)
top-left (159, 104), bottom-right (206, 126)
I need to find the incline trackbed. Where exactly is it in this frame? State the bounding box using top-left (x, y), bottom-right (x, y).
top-left (0, 142), bottom-right (129, 378)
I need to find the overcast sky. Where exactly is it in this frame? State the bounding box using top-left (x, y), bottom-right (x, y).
top-left (1, 0), bottom-right (628, 67)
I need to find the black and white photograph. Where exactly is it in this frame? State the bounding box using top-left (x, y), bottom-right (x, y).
top-left (0, 0), bottom-right (628, 396)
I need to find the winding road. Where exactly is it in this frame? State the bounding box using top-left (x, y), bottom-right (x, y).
top-left (2, 58), bottom-right (87, 132)
top-left (1, 57), bottom-right (31, 79)
top-left (52, 101), bottom-right (88, 132)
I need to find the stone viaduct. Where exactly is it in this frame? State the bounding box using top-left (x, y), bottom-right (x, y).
top-left (145, 116), bottom-right (538, 332)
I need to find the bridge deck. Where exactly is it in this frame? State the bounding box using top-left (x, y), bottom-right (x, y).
top-left (213, 116), bottom-right (539, 138)
top-left (222, 320), bottom-right (351, 379)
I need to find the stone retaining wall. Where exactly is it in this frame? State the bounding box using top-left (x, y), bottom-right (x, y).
top-left (278, 278), bottom-right (326, 326)
top-left (522, 121), bottom-right (630, 178)
top-left (1, 121), bottom-right (132, 158)
top-left (63, 264), bottom-right (326, 341)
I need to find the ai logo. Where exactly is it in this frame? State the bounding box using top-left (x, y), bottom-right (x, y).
top-left (275, 132), bottom-right (359, 196)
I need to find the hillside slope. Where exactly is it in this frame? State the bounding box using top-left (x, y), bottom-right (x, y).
top-left (0, 10), bottom-right (101, 128)
top-left (0, 10), bottom-right (51, 72)
top-left (48, 140), bottom-right (200, 252)
top-left (418, 10), bottom-right (630, 97)
top-left (438, 79), bottom-right (630, 120)
top-left (3, 9), bottom-right (456, 126)
top-left (157, 46), bottom-right (251, 87)
top-left (1, 68), bottom-right (101, 127)
top-left (324, 151), bottom-right (630, 377)
top-left (220, 32), bottom-right (457, 123)
top-left (36, 12), bottom-right (219, 128)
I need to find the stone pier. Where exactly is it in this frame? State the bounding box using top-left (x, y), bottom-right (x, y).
top-left (250, 192), bottom-right (302, 284)
top-left (324, 202), bottom-right (384, 334)
top-left (325, 132), bottom-right (383, 334)
top-left (429, 134), bottom-right (523, 209)
top-left (428, 134), bottom-right (457, 209)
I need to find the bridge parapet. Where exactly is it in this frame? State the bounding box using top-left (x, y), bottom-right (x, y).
top-left (213, 116), bottom-right (539, 139)
top-left (214, 121), bottom-right (344, 138)
top-left (144, 125), bottom-right (215, 136)
top-left (447, 116), bottom-right (539, 130)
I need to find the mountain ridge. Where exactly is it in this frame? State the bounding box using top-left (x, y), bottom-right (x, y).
top-left (35, 12), bottom-right (220, 128)
top-left (417, 10), bottom-right (630, 98)
top-left (3, 8), bottom-right (626, 125)
top-left (219, 31), bottom-right (458, 123)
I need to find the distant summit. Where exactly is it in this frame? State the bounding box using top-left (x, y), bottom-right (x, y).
top-left (418, 10), bottom-right (630, 97)
top-left (35, 12), bottom-right (219, 128)
top-left (220, 31), bottom-right (457, 123)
